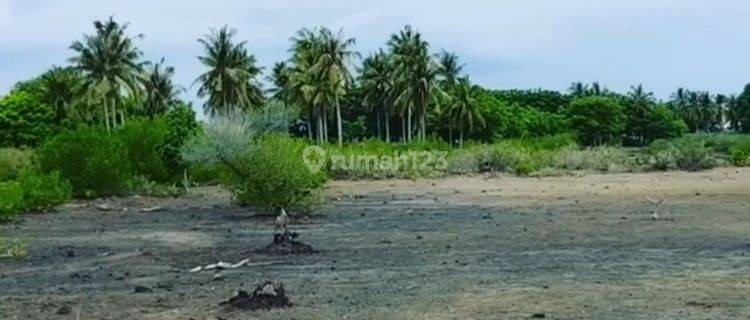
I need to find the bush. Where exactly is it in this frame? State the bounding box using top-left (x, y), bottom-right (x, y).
top-left (181, 105), bottom-right (321, 211)
top-left (0, 148), bottom-right (32, 182)
top-left (119, 118), bottom-right (171, 183)
top-left (0, 91), bottom-right (59, 148)
top-left (730, 148), bottom-right (749, 166)
top-left (158, 104), bottom-right (200, 178)
top-left (646, 139), bottom-right (717, 171)
top-left (675, 141), bottom-right (717, 171)
top-left (231, 134), bottom-right (327, 211)
top-left (0, 182), bottom-right (23, 220)
top-left (566, 97), bottom-right (626, 146)
top-left (36, 126), bottom-right (131, 198)
top-left (16, 168), bottom-right (72, 211)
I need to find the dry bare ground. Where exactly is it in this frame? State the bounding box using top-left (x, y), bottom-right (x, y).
top-left (1, 168), bottom-right (749, 319)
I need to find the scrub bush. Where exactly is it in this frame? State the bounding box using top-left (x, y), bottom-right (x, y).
top-left (36, 126), bottom-right (131, 198)
top-left (16, 168), bottom-right (72, 211)
top-left (646, 139), bottom-right (717, 171)
top-left (0, 182), bottom-right (23, 220)
top-left (118, 118), bottom-right (171, 183)
top-left (0, 148), bottom-right (32, 182)
top-left (730, 148), bottom-right (748, 166)
top-left (231, 134), bottom-right (326, 211)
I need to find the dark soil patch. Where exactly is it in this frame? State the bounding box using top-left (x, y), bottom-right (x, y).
top-left (220, 281), bottom-right (292, 311)
top-left (256, 233), bottom-right (315, 255)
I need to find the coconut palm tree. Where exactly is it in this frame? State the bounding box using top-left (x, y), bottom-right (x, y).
top-left (310, 27), bottom-right (357, 146)
top-left (360, 50), bottom-right (394, 141)
top-left (437, 50), bottom-right (466, 144)
top-left (288, 28), bottom-right (327, 142)
top-left (389, 25), bottom-right (442, 142)
top-left (37, 66), bottom-right (82, 123)
top-left (448, 78), bottom-right (484, 146)
top-left (267, 61), bottom-right (291, 103)
top-left (437, 50), bottom-right (463, 88)
top-left (69, 17), bottom-right (145, 130)
top-left (627, 84), bottom-right (654, 104)
top-left (195, 26), bottom-right (264, 116)
top-left (142, 58), bottom-right (183, 118)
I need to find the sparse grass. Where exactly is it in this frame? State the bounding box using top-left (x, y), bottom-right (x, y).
top-left (0, 237), bottom-right (27, 259)
top-left (325, 133), bottom-right (745, 179)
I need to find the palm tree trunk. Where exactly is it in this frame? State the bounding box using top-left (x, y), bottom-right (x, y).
top-left (420, 111), bottom-right (426, 142)
top-left (103, 100), bottom-right (110, 131)
top-left (384, 107), bottom-right (391, 142)
top-left (449, 125), bottom-right (453, 146)
top-left (459, 126), bottom-right (464, 147)
top-left (335, 96), bottom-right (343, 147)
top-left (322, 106), bottom-right (329, 142)
top-left (307, 106), bottom-right (313, 140)
top-left (376, 108), bottom-right (382, 140)
top-left (110, 97), bottom-right (118, 128)
top-left (401, 113), bottom-right (406, 143)
top-left (407, 106), bottom-right (412, 142)
top-left (317, 108), bottom-right (324, 144)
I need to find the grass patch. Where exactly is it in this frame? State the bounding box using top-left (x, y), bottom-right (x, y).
top-left (0, 237), bottom-right (27, 259)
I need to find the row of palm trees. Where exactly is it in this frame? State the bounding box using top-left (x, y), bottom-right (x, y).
top-left (195, 24), bottom-right (484, 146)
top-left (62, 18), bottom-right (745, 143)
top-left (62, 17), bottom-right (485, 143)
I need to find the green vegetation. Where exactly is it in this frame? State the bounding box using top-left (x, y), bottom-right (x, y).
top-left (119, 118), bottom-right (171, 183)
top-left (2, 17), bottom-right (750, 215)
top-left (36, 127), bottom-right (131, 198)
top-left (0, 148), bottom-right (32, 182)
top-left (16, 169), bottom-right (72, 212)
top-left (0, 182), bottom-right (23, 220)
top-left (233, 134), bottom-right (327, 210)
top-left (182, 105), bottom-right (326, 211)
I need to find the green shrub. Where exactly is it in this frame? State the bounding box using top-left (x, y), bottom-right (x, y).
top-left (119, 118), bottom-right (171, 183)
top-left (0, 182), bottom-right (23, 220)
top-left (16, 168), bottom-right (72, 211)
top-left (231, 134), bottom-right (327, 211)
top-left (36, 126), bottom-right (131, 198)
top-left (646, 139), bottom-right (717, 171)
top-left (675, 141), bottom-right (717, 171)
top-left (566, 97), bottom-right (626, 146)
top-left (0, 91), bottom-right (59, 148)
top-left (730, 148), bottom-right (749, 166)
top-left (447, 148), bottom-right (483, 174)
top-left (0, 148), bottom-right (32, 182)
top-left (159, 104), bottom-right (200, 177)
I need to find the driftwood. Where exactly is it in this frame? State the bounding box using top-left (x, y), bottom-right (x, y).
top-left (189, 259), bottom-right (285, 273)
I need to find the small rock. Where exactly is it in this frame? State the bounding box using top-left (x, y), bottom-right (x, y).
top-left (56, 305), bottom-right (72, 315)
top-left (134, 285), bottom-right (153, 293)
top-left (531, 313), bottom-right (546, 318)
top-left (95, 204), bottom-right (113, 211)
top-left (213, 273), bottom-right (225, 281)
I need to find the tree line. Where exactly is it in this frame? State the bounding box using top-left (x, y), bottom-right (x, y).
top-left (2, 17), bottom-right (750, 149)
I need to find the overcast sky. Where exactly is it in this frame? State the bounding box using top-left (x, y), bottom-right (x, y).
top-left (2, 0), bottom-right (750, 115)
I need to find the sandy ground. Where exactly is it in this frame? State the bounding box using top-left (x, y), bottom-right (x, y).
top-left (1, 168), bottom-right (749, 319)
